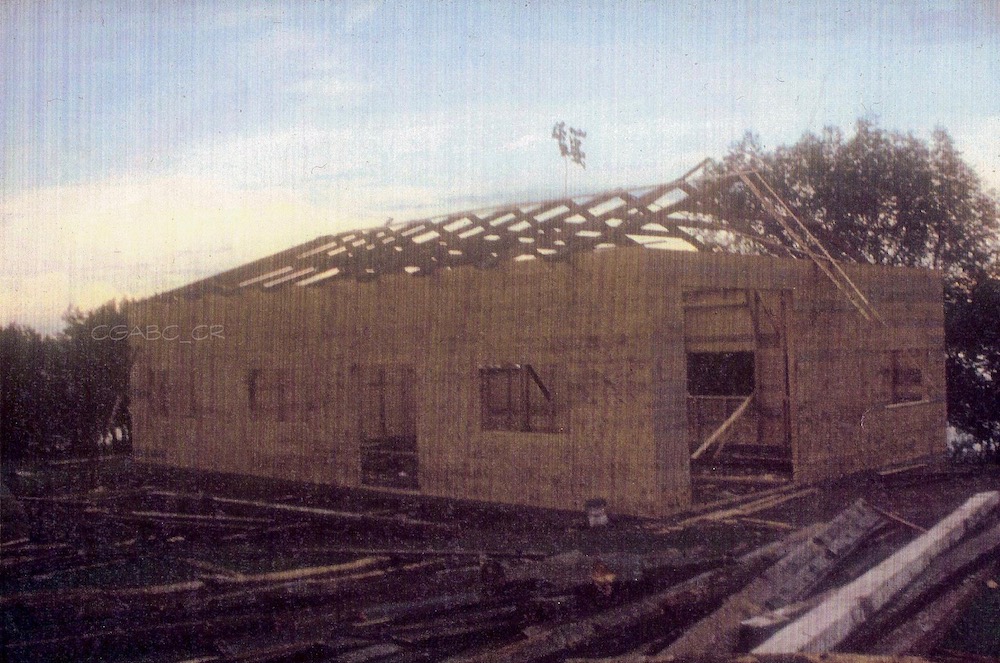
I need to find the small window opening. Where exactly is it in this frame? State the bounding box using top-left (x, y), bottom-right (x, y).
top-left (480, 364), bottom-right (561, 433)
top-left (188, 368), bottom-right (199, 418)
top-left (247, 368), bottom-right (260, 412)
top-left (891, 351), bottom-right (924, 404)
top-left (687, 352), bottom-right (755, 396)
top-left (155, 369), bottom-right (169, 416)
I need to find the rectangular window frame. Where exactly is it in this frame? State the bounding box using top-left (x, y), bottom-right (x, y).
top-left (891, 350), bottom-right (925, 404)
top-left (479, 364), bottom-right (562, 434)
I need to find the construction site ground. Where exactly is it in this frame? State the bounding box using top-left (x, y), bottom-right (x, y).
top-left (2, 456), bottom-right (998, 662)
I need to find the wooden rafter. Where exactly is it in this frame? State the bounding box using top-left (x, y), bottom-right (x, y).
top-left (155, 161), bottom-right (885, 308)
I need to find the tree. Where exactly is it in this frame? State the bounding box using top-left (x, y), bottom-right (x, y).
top-left (0, 300), bottom-right (132, 463)
top-left (710, 119), bottom-right (1000, 458)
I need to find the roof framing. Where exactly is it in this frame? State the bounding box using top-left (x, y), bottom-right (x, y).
top-left (154, 161), bottom-right (858, 301)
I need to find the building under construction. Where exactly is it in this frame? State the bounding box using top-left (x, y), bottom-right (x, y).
top-left (126, 164), bottom-right (946, 517)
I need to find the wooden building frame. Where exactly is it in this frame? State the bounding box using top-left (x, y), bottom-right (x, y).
top-left (127, 164), bottom-right (946, 517)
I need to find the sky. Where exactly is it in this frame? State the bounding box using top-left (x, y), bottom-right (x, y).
top-left (2, 0), bottom-right (999, 333)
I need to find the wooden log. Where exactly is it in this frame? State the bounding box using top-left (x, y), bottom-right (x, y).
top-left (664, 500), bottom-right (886, 656)
top-left (443, 524), bottom-right (823, 663)
top-left (754, 491), bottom-right (1000, 654)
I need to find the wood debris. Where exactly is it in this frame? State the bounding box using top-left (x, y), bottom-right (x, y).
top-left (2, 471), bottom-right (998, 663)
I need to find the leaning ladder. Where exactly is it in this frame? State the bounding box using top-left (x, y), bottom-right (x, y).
top-left (736, 170), bottom-right (886, 325)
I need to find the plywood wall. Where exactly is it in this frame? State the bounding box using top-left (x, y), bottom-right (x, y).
top-left (128, 247), bottom-right (946, 517)
top-left (129, 249), bottom-right (673, 517)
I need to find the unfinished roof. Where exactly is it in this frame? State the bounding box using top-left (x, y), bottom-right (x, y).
top-left (162, 161), bottom-right (752, 299)
top-left (158, 160), bottom-right (877, 317)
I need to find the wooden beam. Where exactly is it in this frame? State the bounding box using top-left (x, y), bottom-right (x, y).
top-left (664, 500), bottom-right (886, 656)
top-left (754, 491), bottom-right (1000, 654)
top-left (846, 521), bottom-right (1000, 653)
top-left (869, 560), bottom-right (998, 655)
top-left (690, 393), bottom-right (754, 460)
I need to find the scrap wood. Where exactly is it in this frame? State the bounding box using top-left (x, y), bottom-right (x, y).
top-left (563, 654), bottom-right (942, 663)
top-left (443, 524), bottom-right (823, 663)
top-left (0, 577), bottom-right (207, 610)
top-left (126, 510), bottom-right (275, 525)
top-left (179, 557), bottom-right (246, 579)
top-left (288, 544), bottom-right (551, 559)
top-left (667, 488), bottom-right (818, 531)
top-left (204, 555), bottom-right (389, 585)
top-left (0, 536), bottom-right (30, 547)
top-left (841, 520), bottom-right (1000, 653)
top-left (501, 549), bottom-right (710, 588)
top-left (868, 560), bottom-right (998, 655)
top-left (644, 487), bottom-right (789, 531)
top-left (384, 604), bottom-right (521, 639)
top-left (733, 518), bottom-right (797, 531)
top-left (738, 489), bottom-right (820, 517)
top-left (869, 505), bottom-right (928, 533)
top-left (219, 521), bottom-right (311, 542)
top-left (1, 597), bottom-right (303, 661)
top-left (754, 491), bottom-right (1000, 654)
top-left (208, 638), bottom-right (331, 663)
top-left (664, 500), bottom-right (887, 657)
top-left (390, 615), bottom-right (520, 647)
top-left (877, 461), bottom-right (929, 478)
top-left (146, 489), bottom-right (454, 531)
top-left (338, 643), bottom-right (404, 663)
top-left (352, 589), bottom-right (507, 631)
top-left (206, 559), bottom-right (445, 607)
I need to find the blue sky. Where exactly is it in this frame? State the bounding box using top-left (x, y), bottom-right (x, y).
top-left (2, 0), bottom-right (999, 332)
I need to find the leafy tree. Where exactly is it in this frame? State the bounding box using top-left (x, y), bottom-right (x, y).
top-left (0, 301), bottom-right (132, 463)
top-left (708, 119), bottom-right (1000, 458)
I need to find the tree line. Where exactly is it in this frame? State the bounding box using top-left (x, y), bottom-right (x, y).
top-left (0, 302), bottom-right (132, 462)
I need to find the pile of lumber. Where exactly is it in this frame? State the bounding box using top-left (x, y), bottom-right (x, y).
top-left (2, 484), bottom-right (998, 663)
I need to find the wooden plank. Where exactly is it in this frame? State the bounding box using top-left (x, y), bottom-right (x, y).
top-left (691, 394), bottom-right (754, 460)
top-left (205, 556), bottom-right (389, 585)
top-left (868, 560), bottom-right (997, 655)
top-left (145, 490), bottom-right (451, 531)
top-left (664, 500), bottom-right (886, 656)
top-left (667, 488), bottom-right (817, 531)
top-left (847, 521), bottom-right (1000, 653)
top-left (754, 491), bottom-right (1000, 654)
top-left (564, 654), bottom-right (942, 663)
